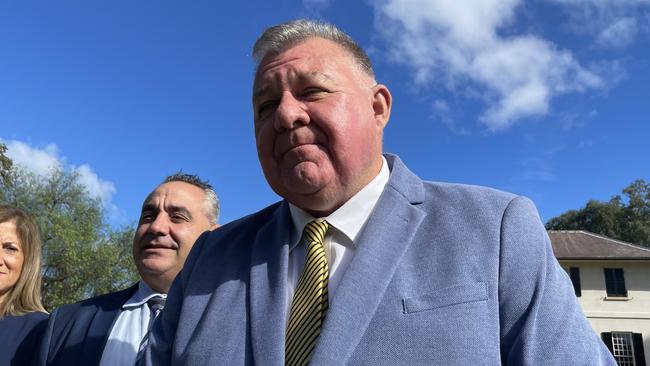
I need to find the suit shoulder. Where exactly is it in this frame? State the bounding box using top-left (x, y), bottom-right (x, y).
top-left (52, 284), bottom-right (137, 316)
top-left (423, 181), bottom-right (518, 206)
top-left (220, 201), bottom-right (282, 231)
top-left (202, 201), bottom-right (283, 248)
top-left (22, 310), bottom-right (48, 324)
top-left (413, 181), bottom-right (542, 231)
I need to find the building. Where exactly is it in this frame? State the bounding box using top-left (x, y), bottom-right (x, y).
top-left (549, 230), bottom-right (650, 366)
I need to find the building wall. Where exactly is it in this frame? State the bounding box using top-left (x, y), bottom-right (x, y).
top-left (561, 260), bottom-right (650, 365)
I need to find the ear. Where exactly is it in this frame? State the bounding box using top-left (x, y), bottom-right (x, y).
top-left (371, 84), bottom-right (392, 129)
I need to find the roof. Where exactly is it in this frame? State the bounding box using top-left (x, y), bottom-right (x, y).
top-left (548, 230), bottom-right (650, 260)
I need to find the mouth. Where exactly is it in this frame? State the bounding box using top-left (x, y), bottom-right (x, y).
top-left (141, 242), bottom-right (177, 252)
top-left (277, 140), bottom-right (305, 156)
top-left (279, 142), bottom-right (326, 162)
top-left (275, 129), bottom-right (323, 159)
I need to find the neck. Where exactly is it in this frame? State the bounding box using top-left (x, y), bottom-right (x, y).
top-left (141, 277), bottom-right (170, 294)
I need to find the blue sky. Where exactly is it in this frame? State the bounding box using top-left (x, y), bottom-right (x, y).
top-left (1, 0), bottom-right (648, 227)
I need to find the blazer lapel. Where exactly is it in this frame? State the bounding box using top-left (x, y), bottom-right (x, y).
top-left (249, 202), bottom-right (292, 365)
top-left (310, 155), bottom-right (426, 365)
top-left (80, 284), bottom-right (137, 365)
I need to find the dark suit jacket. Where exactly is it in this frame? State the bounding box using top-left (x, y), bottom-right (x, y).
top-left (148, 154), bottom-right (615, 365)
top-left (0, 311), bottom-right (48, 366)
top-left (36, 284), bottom-right (138, 366)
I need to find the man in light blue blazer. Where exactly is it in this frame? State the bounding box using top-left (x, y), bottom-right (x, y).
top-left (147, 19), bottom-right (615, 365)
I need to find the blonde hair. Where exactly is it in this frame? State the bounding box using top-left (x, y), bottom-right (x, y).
top-left (0, 204), bottom-right (46, 317)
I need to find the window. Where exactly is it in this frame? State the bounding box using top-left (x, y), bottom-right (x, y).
top-left (604, 268), bottom-right (627, 297)
top-left (613, 332), bottom-right (635, 366)
top-left (601, 332), bottom-right (647, 366)
top-left (568, 267), bottom-right (581, 297)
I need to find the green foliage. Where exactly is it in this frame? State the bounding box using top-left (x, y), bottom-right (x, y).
top-left (0, 166), bottom-right (138, 310)
top-left (546, 179), bottom-right (650, 248)
top-left (0, 142), bottom-right (12, 187)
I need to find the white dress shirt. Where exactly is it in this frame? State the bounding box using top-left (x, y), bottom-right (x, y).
top-left (99, 281), bottom-right (166, 366)
top-left (287, 156), bottom-right (390, 317)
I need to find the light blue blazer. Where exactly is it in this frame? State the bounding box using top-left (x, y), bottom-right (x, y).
top-left (147, 154), bottom-right (615, 365)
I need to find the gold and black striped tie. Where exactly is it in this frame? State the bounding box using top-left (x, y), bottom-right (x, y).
top-left (285, 220), bottom-right (330, 366)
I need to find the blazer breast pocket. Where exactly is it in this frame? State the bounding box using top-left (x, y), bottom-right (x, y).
top-left (402, 282), bottom-right (488, 314)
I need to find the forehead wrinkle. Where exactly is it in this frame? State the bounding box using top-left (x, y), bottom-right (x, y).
top-left (253, 72), bottom-right (285, 104)
top-left (253, 69), bottom-right (337, 104)
top-left (141, 199), bottom-right (192, 217)
top-left (302, 71), bottom-right (336, 84)
top-left (141, 202), bottom-right (157, 213)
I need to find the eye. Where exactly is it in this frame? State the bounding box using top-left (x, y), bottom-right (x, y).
top-left (301, 87), bottom-right (326, 99)
top-left (303, 87), bottom-right (322, 94)
top-left (139, 212), bottom-right (155, 223)
top-left (2, 243), bottom-right (20, 253)
top-left (170, 214), bottom-right (189, 222)
top-left (256, 100), bottom-right (278, 119)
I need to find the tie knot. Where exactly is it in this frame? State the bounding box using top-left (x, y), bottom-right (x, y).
top-left (147, 296), bottom-right (166, 314)
top-left (303, 220), bottom-right (329, 245)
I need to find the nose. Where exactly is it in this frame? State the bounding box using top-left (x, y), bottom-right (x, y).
top-left (274, 92), bottom-right (309, 131)
top-left (148, 213), bottom-right (170, 236)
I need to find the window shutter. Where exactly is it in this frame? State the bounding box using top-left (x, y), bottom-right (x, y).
top-left (569, 267), bottom-right (581, 297)
top-left (601, 332), bottom-right (613, 354)
top-left (633, 333), bottom-right (646, 366)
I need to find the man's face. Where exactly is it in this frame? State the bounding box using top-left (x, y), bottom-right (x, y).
top-left (132, 181), bottom-right (215, 293)
top-left (253, 37), bottom-right (391, 216)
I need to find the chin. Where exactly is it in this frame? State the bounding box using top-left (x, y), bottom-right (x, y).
top-left (292, 192), bottom-right (343, 217)
top-left (139, 259), bottom-right (169, 273)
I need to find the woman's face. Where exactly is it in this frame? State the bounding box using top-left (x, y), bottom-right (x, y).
top-left (0, 220), bottom-right (24, 300)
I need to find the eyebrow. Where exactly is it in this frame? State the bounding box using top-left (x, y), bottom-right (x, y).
top-left (140, 203), bottom-right (158, 214)
top-left (140, 204), bottom-right (192, 218)
top-left (252, 71), bottom-right (336, 104)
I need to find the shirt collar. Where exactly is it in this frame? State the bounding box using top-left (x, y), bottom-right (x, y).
top-left (289, 156), bottom-right (390, 250)
top-left (122, 281), bottom-right (167, 309)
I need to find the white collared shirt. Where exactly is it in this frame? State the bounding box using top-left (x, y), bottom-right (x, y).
top-left (287, 156), bottom-right (390, 317)
top-left (99, 281), bottom-right (166, 366)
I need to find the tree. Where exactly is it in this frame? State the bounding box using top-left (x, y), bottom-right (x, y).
top-left (0, 166), bottom-right (138, 310)
top-left (0, 142), bottom-right (12, 187)
top-left (546, 179), bottom-right (650, 248)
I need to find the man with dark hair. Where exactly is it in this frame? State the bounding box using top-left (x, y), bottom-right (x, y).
top-left (148, 19), bottom-right (615, 365)
top-left (37, 173), bottom-right (219, 366)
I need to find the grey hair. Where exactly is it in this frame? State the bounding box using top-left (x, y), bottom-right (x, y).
top-left (252, 19), bottom-right (375, 79)
top-left (162, 173), bottom-right (220, 224)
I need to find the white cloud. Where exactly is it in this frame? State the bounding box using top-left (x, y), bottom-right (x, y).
top-left (3, 140), bottom-right (61, 176)
top-left (432, 99), bottom-right (469, 134)
top-left (597, 17), bottom-right (638, 47)
top-left (372, 0), bottom-right (602, 130)
top-left (550, 0), bottom-right (649, 48)
top-left (551, 0), bottom-right (649, 7)
top-left (75, 164), bottom-right (116, 204)
top-left (2, 138), bottom-right (116, 204)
